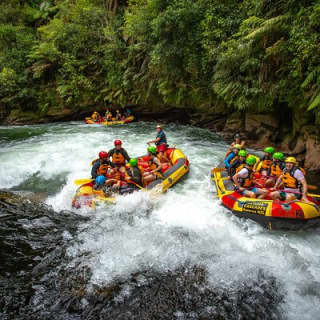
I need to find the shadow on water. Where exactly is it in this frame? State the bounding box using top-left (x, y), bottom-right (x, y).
top-left (11, 171), bottom-right (68, 195)
top-left (0, 126), bottom-right (49, 143)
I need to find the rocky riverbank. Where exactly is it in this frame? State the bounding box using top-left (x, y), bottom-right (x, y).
top-left (132, 105), bottom-right (320, 173)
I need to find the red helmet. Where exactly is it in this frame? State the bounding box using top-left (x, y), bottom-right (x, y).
top-left (114, 139), bottom-right (122, 146)
top-left (99, 151), bottom-right (108, 159)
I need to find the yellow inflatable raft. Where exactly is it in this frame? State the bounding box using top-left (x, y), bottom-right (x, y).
top-left (211, 167), bottom-right (320, 230)
top-left (72, 147), bottom-right (189, 209)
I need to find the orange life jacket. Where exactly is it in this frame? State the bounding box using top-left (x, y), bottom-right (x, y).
top-left (149, 162), bottom-right (157, 171)
top-left (112, 152), bottom-right (125, 165)
top-left (97, 164), bottom-right (110, 176)
top-left (270, 164), bottom-right (283, 177)
top-left (282, 167), bottom-right (305, 189)
top-left (258, 156), bottom-right (272, 171)
top-left (157, 153), bottom-right (169, 164)
top-left (238, 166), bottom-right (253, 188)
top-left (91, 158), bottom-right (99, 166)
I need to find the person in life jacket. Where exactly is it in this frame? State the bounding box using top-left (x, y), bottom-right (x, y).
top-left (264, 152), bottom-right (285, 188)
top-left (232, 156), bottom-right (267, 199)
top-left (105, 108), bottom-right (113, 120)
top-left (115, 109), bottom-right (122, 121)
top-left (226, 133), bottom-right (246, 156)
top-left (108, 140), bottom-right (130, 171)
top-left (147, 124), bottom-right (168, 154)
top-left (91, 111), bottom-right (101, 122)
top-left (254, 146), bottom-right (275, 176)
top-left (224, 144), bottom-right (241, 169)
top-left (142, 146), bottom-right (163, 186)
top-left (125, 158), bottom-right (142, 187)
top-left (105, 166), bottom-right (128, 191)
top-left (92, 175), bottom-right (114, 197)
top-left (228, 149), bottom-right (247, 178)
top-left (270, 157), bottom-right (309, 202)
top-left (91, 151), bottom-right (113, 179)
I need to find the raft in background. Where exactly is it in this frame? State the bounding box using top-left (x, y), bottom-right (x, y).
top-left (84, 115), bottom-right (135, 125)
top-left (102, 115), bottom-right (135, 126)
top-left (211, 166), bottom-right (320, 230)
top-left (72, 147), bottom-right (189, 209)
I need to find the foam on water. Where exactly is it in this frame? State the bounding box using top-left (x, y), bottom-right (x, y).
top-left (1, 121), bottom-right (320, 319)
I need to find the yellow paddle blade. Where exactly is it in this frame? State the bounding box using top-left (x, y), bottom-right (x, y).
top-left (211, 167), bottom-right (225, 174)
top-left (308, 193), bottom-right (320, 199)
top-left (308, 184), bottom-right (318, 191)
top-left (212, 176), bottom-right (230, 181)
top-left (74, 178), bottom-right (94, 186)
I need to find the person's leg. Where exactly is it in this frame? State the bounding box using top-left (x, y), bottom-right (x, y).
top-left (142, 174), bottom-right (154, 185)
top-left (285, 193), bottom-right (296, 202)
top-left (243, 190), bottom-right (256, 198)
top-left (269, 191), bottom-right (280, 200)
top-left (264, 178), bottom-right (276, 188)
top-left (256, 188), bottom-right (268, 199)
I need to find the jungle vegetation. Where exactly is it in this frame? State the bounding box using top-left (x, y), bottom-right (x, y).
top-left (1, 0), bottom-right (320, 124)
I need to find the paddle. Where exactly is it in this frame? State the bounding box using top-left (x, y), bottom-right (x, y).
top-left (211, 167), bottom-right (225, 174)
top-left (74, 178), bottom-right (94, 185)
top-left (127, 179), bottom-right (145, 190)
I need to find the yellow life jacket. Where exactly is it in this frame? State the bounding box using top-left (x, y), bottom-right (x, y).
top-left (112, 152), bottom-right (125, 165)
top-left (236, 163), bottom-right (245, 174)
top-left (282, 166), bottom-right (305, 189)
top-left (229, 155), bottom-right (239, 165)
top-left (238, 166), bottom-right (253, 188)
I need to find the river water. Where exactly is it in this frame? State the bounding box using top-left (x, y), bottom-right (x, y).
top-left (1, 121), bottom-right (320, 319)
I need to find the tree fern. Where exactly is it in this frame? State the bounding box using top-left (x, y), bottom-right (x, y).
top-left (307, 92), bottom-right (320, 111)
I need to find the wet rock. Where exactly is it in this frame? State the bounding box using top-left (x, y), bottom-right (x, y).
top-left (223, 112), bottom-right (245, 136)
top-left (0, 190), bottom-right (284, 320)
top-left (0, 190), bottom-right (88, 319)
top-left (280, 134), bottom-right (306, 155)
top-left (244, 113), bottom-right (280, 148)
top-left (303, 126), bottom-right (320, 172)
top-left (28, 264), bottom-right (284, 320)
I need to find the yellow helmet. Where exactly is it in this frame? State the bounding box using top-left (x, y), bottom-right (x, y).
top-left (233, 144), bottom-right (242, 150)
top-left (285, 157), bottom-right (297, 164)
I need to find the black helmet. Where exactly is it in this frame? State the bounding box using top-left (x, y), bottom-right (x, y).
top-left (234, 133), bottom-right (240, 139)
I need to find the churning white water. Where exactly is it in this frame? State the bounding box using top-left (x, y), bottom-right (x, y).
top-left (1, 121), bottom-right (320, 319)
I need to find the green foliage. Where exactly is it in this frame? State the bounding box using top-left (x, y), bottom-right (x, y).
top-left (1, 0), bottom-right (320, 127)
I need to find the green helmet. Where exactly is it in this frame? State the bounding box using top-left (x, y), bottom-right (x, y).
top-left (273, 152), bottom-right (284, 161)
top-left (264, 146), bottom-right (275, 154)
top-left (129, 158), bottom-right (138, 166)
top-left (239, 150), bottom-right (247, 157)
top-left (233, 144), bottom-right (242, 150)
top-left (246, 156), bottom-right (256, 166)
top-left (147, 146), bottom-right (157, 154)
